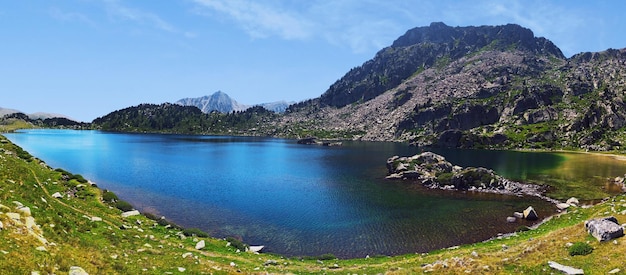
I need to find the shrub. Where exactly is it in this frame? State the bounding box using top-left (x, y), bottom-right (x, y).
top-left (182, 228), bottom-right (209, 238)
top-left (225, 237), bottom-right (248, 251)
top-left (115, 200), bottom-right (133, 212)
top-left (568, 242), bottom-right (593, 256)
top-left (102, 190), bottom-right (119, 203)
top-left (436, 172), bottom-right (453, 185)
top-left (71, 174), bottom-right (88, 183)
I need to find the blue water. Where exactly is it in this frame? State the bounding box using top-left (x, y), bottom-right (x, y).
top-left (6, 129), bottom-right (562, 258)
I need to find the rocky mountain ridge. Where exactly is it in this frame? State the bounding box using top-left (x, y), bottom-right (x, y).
top-left (274, 23), bottom-right (626, 151)
top-left (60, 22), bottom-right (626, 151)
top-left (176, 91), bottom-right (293, 114)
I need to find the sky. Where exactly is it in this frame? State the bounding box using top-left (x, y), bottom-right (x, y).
top-left (2, 0), bottom-right (625, 122)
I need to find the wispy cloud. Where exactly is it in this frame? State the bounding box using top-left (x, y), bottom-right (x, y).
top-left (191, 0), bottom-right (408, 53)
top-left (48, 7), bottom-right (96, 27)
top-left (192, 0), bottom-right (312, 40)
top-left (102, 0), bottom-right (190, 36)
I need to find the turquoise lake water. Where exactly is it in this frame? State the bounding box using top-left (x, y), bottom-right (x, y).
top-left (5, 129), bottom-right (576, 258)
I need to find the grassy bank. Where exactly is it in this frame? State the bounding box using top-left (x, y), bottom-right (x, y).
top-left (1, 134), bottom-right (626, 274)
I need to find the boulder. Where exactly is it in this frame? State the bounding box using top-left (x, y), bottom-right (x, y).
top-left (506, 217), bottom-right (516, 223)
top-left (585, 216), bottom-right (624, 241)
top-left (547, 261), bottom-right (583, 275)
top-left (51, 192), bottom-right (63, 199)
top-left (249, 245), bottom-right (264, 253)
top-left (195, 240), bottom-right (205, 250)
top-left (556, 203), bottom-right (570, 210)
top-left (523, 206), bottom-right (538, 220)
top-left (121, 210), bottom-right (140, 218)
top-left (68, 266), bottom-right (89, 275)
top-left (566, 197), bottom-right (580, 206)
top-left (6, 212), bottom-right (21, 221)
top-left (17, 206), bottom-right (31, 217)
top-left (24, 216), bottom-right (36, 229)
top-left (513, 212), bottom-right (524, 219)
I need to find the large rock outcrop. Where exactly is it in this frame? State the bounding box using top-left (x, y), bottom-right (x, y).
top-left (585, 216), bottom-right (624, 241)
top-left (386, 152), bottom-right (549, 199)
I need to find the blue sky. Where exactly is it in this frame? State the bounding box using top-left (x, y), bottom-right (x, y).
top-left (2, 0), bottom-right (625, 122)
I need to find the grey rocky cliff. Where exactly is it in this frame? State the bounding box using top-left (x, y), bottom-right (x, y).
top-left (270, 23), bottom-right (626, 151)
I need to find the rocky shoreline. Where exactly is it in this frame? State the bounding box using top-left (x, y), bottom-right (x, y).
top-left (386, 151), bottom-right (560, 205)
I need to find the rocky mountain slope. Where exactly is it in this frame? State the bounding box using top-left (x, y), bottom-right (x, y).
top-left (176, 91), bottom-right (249, 113)
top-left (275, 23), bottom-right (626, 151)
top-left (176, 91), bottom-right (294, 113)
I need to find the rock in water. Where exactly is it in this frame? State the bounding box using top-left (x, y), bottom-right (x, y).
top-left (523, 206), bottom-right (538, 220)
top-left (547, 261), bottom-right (583, 275)
top-left (585, 216), bottom-right (624, 241)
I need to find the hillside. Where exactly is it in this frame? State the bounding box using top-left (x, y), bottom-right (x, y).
top-left (275, 23), bottom-right (626, 151)
top-left (2, 135), bottom-right (626, 273)
top-left (91, 103), bottom-right (277, 135)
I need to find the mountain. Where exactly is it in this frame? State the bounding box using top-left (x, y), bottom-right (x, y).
top-left (317, 22), bottom-right (563, 108)
top-left (176, 91), bottom-right (294, 114)
top-left (279, 22), bottom-right (626, 151)
top-left (0, 107), bottom-right (21, 117)
top-left (257, 100), bottom-right (294, 113)
top-left (1, 107), bottom-right (72, 121)
top-left (91, 22), bottom-right (626, 151)
top-left (176, 91), bottom-right (248, 113)
top-left (92, 103), bottom-right (277, 135)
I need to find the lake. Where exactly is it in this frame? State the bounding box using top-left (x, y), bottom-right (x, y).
top-left (5, 129), bottom-right (625, 258)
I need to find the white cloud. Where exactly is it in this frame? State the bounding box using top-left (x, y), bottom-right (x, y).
top-left (192, 0), bottom-right (313, 40)
top-left (191, 0), bottom-right (409, 53)
top-left (102, 0), bottom-right (177, 33)
top-left (49, 7), bottom-right (96, 26)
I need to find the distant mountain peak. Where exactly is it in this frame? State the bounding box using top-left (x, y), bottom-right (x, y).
top-left (176, 91), bottom-right (294, 114)
top-left (176, 91), bottom-right (247, 114)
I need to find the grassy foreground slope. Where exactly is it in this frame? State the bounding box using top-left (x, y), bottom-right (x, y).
top-left (1, 134), bottom-right (626, 274)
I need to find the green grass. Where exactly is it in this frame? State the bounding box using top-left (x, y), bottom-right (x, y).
top-left (2, 133), bottom-right (626, 274)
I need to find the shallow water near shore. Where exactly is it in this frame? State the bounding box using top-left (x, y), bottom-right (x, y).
top-left (5, 129), bottom-right (625, 258)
